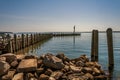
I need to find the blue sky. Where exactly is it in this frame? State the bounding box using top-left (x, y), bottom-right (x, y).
top-left (0, 0), bottom-right (120, 32)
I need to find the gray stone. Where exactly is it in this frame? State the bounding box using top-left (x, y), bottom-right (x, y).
top-left (0, 61), bottom-right (10, 76)
top-left (12, 73), bottom-right (23, 80)
top-left (17, 59), bottom-right (37, 72)
top-left (43, 54), bottom-right (64, 69)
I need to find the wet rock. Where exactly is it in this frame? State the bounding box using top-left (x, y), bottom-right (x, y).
top-left (43, 54), bottom-right (64, 69)
top-left (0, 61), bottom-right (10, 76)
top-left (50, 71), bottom-right (63, 79)
top-left (70, 65), bottom-right (82, 73)
top-left (2, 69), bottom-right (16, 80)
top-left (45, 69), bottom-right (53, 76)
top-left (17, 59), bottom-right (37, 72)
top-left (39, 74), bottom-right (49, 80)
top-left (12, 73), bottom-right (23, 80)
top-left (10, 60), bottom-right (18, 68)
top-left (1, 53), bottom-right (17, 64)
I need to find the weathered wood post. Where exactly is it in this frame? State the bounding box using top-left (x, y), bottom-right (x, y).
top-left (26, 34), bottom-right (29, 47)
top-left (31, 34), bottom-right (33, 45)
top-left (14, 34), bottom-right (17, 52)
top-left (22, 34), bottom-right (25, 49)
top-left (106, 28), bottom-right (114, 70)
top-left (7, 34), bottom-right (13, 53)
top-left (91, 30), bottom-right (99, 61)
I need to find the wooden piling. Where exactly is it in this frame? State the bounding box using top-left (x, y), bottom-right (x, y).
top-left (106, 28), bottom-right (114, 70)
top-left (91, 30), bottom-right (99, 62)
top-left (26, 34), bottom-right (29, 47)
top-left (22, 34), bottom-right (25, 48)
top-left (7, 34), bottom-right (13, 53)
top-left (14, 34), bottom-right (17, 52)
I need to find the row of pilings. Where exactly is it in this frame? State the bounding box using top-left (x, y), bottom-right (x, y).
top-left (91, 28), bottom-right (114, 72)
top-left (4, 33), bottom-right (53, 53)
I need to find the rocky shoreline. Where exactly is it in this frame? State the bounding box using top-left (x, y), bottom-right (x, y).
top-left (0, 53), bottom-right (108, 80)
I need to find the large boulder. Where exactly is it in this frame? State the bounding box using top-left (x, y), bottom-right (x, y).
top-left (1, 53), bottom-right (17, 64)
top-left (17, 59), bottom-right (37, 72)
top-left (43, 54), bottom-right (64, 69)
top-left (0, 61), bottom-right (10, 76)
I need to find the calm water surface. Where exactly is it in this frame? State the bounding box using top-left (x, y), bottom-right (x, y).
top-left (17, 33), bottom-right (120, 79)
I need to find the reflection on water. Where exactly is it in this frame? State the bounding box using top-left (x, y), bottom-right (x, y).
top-left (15, 38), bottom-right (52, 55)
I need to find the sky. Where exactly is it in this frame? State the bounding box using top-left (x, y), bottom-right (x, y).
top-left (0, 0), bottom-right (120, 32)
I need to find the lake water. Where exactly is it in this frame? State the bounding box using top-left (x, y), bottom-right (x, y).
top-left (16, 32), bottom-right (120, 79)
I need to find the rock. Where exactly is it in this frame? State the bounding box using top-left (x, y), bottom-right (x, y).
top-left (56, 53), bottom-right (70, 62)
top-left (0, 56), bottom-right (6, 61)
top-left (12, 73), bottom-right (23, 80)
top-left (16, 54), bottom-right (25, 62)
top-left (36, 68), bottom-right (44, 75)
top-left (17, 59), bottom-right (37, 72)
top-left (26, 73), bottom-right (34, 79)
top-left (83, 73), bottom-right (94, 80)
top-left (68, 73), bottom-right (84, 80)
top-left (70, 65), bottom-right (82, 73)
top-left (93, 67), bottom-right (101, 76)
top-left (43, 54), bottom-right (64, 69)
top-left (25, 55), bottom-right (38, 59)
top-left (0, 61), bottom-right (10, 76)
top-left (39, 74), bottom-right (49, 80)
top-left (45, 69), bottom-right (53, 76)
top-left (2, 69), bottom-right (16, 80)
top-left (50, 71), bottom-right (63, 79)
top-left (10, 60), bottom-right (18, 68)
top-left (49, 77), bottom-right (56, 80)
top-left (29, 77), bottom-right (38, 80)
top-left (76, 61), bottom-right (85, 67)
top-left (37, 59), bottom-right (43, 68)
top-left (85, 62), bottom-right (94, 67)
top-left (94, 75), bottom-right (108, 79)
top-left (94, 62), bottom-right (101, 69)
top-left (1, 53), bottom-right (17, 64)
top-left (82, 67), bottom-right (93, 73)
top-left (63, 65), bottom-right (69, 72)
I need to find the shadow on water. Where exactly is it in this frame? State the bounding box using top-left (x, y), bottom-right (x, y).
top-left (15, 38), bottom-right (52, 55)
